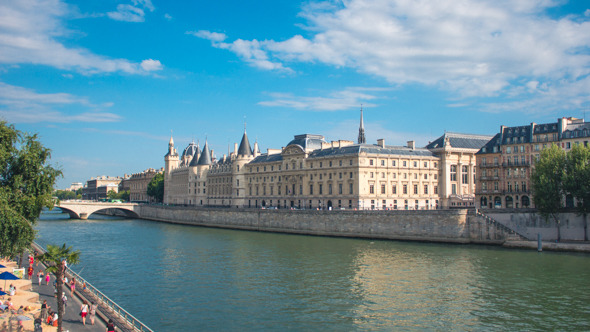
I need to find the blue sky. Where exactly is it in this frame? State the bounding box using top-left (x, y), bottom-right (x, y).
top-left (1, 0), bottom-right (589, 189)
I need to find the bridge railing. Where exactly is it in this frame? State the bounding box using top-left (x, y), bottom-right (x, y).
top-left (33, 241), bottom-right (154, 332)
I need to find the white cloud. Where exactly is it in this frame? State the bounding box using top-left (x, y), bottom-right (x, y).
top-left (164, 13), bottom-right (173, 21)
top-left (187, 30), bottom-right (227, 42)
top-left (140, 59), bottom-right (163, 71)
top-left (0, 0), bottom-right (161, 74)
top-left (107, 0), bottom-right (155, 22)
top-left (0, 82), bottom-right (121, 123)
top-left (258, 87), bottom-right (382, 111)
top-left (107, 5), bottom-right (145, 22)
top-left (202, 0), bottom-right (590, 112)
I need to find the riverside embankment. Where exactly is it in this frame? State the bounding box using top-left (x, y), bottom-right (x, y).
top-left (137, 205), bottom-right (524, 245)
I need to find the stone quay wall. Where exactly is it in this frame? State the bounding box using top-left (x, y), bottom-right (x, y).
top-left (482, 209), bottom-right (589, 242)
top-left (137, 206), bottom-right (520, 244)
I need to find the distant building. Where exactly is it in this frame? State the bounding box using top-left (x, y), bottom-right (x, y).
top-left (475, 117), bottom-right (588, 209)
top-left (126, 168), bottom-right (163, 203)
top-left (82, 176), bottom-right (123, 201)
top-left (164, 109), bottom-right (490, 209)
top-left (68, 182), bottom-right (84, 192)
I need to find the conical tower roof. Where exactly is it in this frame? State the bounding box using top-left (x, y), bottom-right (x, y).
top-left (237, 130), bottom-right (253, 156)
top-left (197, 140), bottom-right (212, 165)
top-left (188, 143), bottom-right (202, 166)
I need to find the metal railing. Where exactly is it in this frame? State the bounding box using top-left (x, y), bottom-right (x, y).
top-left (33, 241), bottom-right (154, 332)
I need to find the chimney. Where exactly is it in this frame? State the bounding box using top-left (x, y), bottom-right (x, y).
top-left (407, 140), bottom-right (415, 150)
top-left (234, 143), bottom-right (238, 154)
top-left (377, 139), bottom-right (385, 148)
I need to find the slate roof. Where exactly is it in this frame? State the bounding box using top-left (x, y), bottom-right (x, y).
top-left (197, 141), bottom-right (212, 165)
top-left (238, 131), bottom-right (253, 156)
top-left (426, 132), bottom-right (493, 150)
top-left (287, 134), bottom-right (327, 151)
top-left (563, 122), bottom-right (590, 139)
top-left (533, 122), bottom-right (558, 134)
top-left (501, 125), bottom-right (531, 144)
top-left (476, 133), bottom-right (501, 154)
top-left (249, 144), bottom-right (435, 164)
top-left (188, 144), bottom-right (202, 166)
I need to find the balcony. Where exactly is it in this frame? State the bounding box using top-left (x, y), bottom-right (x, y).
top-left (502, 161), bottom-right (531, 167)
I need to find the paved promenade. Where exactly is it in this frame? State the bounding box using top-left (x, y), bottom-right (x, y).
top-left (504, 240), bottom-right (590, 252)
top-left (32, 271), bottom-right (107, 332)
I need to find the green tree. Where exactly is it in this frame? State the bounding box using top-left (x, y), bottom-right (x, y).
top-left (0, 121), bottom-right (62, 257)
top-left (531, 144), bottom-right (567, 241)
top-left (147, 172), bottom-right (164, 203)
top-left (107, 189), bottom-right (118, 200)
top-left (36, 244), bottom-right (80, 332)
top-left (563, 144), bottom-right (590, 240)
top-left (119, 189), bottom-right (130, 202)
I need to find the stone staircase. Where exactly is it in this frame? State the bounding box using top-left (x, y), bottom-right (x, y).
top-left (472, 209), bottom-right (530, 241)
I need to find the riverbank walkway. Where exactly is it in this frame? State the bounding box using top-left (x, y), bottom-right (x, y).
top-left (1, 258), bottom-right (107, 332)
top-left (504, 240), bottom-right (590, 252)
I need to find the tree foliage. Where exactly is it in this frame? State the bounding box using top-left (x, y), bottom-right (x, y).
top-left (107, 189), bottom-right (130, 201)
top-left (147, 172), bottom-right (164, 203)
top-left (531, 144), bottom-right (566, 219)
top-left (563, 144), bottom-right (590, 215)
top-left (0, 121), bottom-right (62, 257)
top-left (36, 244), bottom-right (80, 332)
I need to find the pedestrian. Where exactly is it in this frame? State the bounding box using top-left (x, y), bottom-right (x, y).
top-left (106, 318), bottom-right (116, 332)
top-left (40, 300), bottom-right (48, 322)
top-left (27, 266), bottom-right (34, 280)
top-left (38, 270), bottom-right (44, 285)
top-left (70, 277), bottom-right (76, 295)
top-left (45, 273), bottom-right (50, 285)
top-left (89, 301), bottom-right (97, 325)
top-left (62, 292), bottom-right (67, 308)
top-left (9, 284), bottom-right (15, 296)
top-left (80, 300), bottom-right (89, 325)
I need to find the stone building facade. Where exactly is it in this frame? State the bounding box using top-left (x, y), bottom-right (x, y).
top-left (163, 111), bottom-right (490, 210)
top-left (126, 168), bottom-right (163, 203)
top-left (82, 176), bottom-right (123, 200)
top-left (475, 117), bottom-right (587, 209)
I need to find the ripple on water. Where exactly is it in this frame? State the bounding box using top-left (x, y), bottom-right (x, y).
top-left (36, 212), bottom-right (590, 332)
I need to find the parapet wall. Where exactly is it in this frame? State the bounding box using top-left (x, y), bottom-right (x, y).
top-left (138, 206), bottom-right (518, 244)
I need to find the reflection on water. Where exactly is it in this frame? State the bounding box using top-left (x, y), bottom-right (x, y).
top-left (36, 210), bottom-right (590, 331)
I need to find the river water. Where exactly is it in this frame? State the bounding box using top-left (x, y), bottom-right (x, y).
top-left (35, 210), bottom-right (590, 331)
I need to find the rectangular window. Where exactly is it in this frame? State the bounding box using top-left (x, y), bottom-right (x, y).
top-left (462, 165), bottom-right (469, 184)
top-left (381, 160), bottom-right (385, 166)
top-left (329, 184), bottom-right (332, 195)
top-left (424, 161), bottom-right (428, 167)
top-left (413, 161), bottom-right (417, 167)
top-left (370, 172), bottom-right (374, 178)
top-left (310, 184), bottom-right (313, 195)
top-left (349, 183), bottom-right (353, 194)
top-left (319, 184), bottom-right (323, 195)
top-left (450, 165), bottom-right (457, 181)
top-left (452, 184), bottom-right (456, 194)
top-left (392, 160), bottom-right (396, 166)
top-left (424, 185), bottom-right (428, 194)
top-left (403, 161), bottom-right (407, 167)
top-left (370, 159), bottom-right (374, 165)
top-left (403, 184), bottom-right (408, 194)
top-left (370, 184), bottom-right (374, 194)
top-left (381, 184), bottom-right (386, 194)
top-left (434, 186), bottom-right (438, 194)
top-left (414, 184), bottom-right (418, 195)
top-left (339, 183), bottom-right (343, 194)
top-left (350, 172), bottom-right (353, 178)
top-left (392, 184), bottom-right (397, 194)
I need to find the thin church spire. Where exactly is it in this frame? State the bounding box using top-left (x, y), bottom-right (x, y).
top-left (358, 106), bottom-right (366, 144)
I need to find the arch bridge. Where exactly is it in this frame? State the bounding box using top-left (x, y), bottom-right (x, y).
top-left (58, 201), bottom-right (141, 220)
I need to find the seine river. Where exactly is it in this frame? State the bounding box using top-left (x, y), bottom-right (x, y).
top-left (36, 210), bottom-right (590, 331)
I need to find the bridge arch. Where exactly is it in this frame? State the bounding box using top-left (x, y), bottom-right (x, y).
top-left (58, 202), bottom-right (140, 220)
